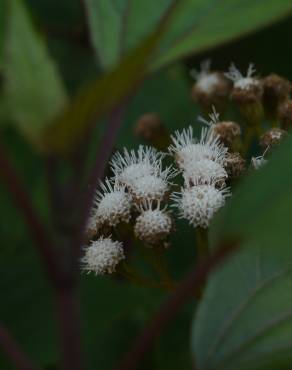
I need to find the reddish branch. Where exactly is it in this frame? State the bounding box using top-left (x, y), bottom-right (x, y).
top-left (0, 325), bottom-right (38, 370)
top-left (115, 241), bottom-right (238, 370)
top-left (75, 101), bottom-right (129, 252)
top-left (0, 144), bottom-right (60, 285)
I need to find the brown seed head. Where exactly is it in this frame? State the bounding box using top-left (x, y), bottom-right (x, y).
top-left (134, 113), bottom-right (165, 142)
top-left (224, 152), bottom-right (246, 178)
top-left (278, 99), bottom-right (292, 129)
top-left (259, 128), bottom-right (287, 149)
top-left (213, 121), bottom-right (241, 146)
top-left (263, 74), bottom-right (292, 103)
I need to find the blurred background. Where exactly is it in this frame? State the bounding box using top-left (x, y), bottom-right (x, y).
top-left (1, 1), bottom-right (292, 369)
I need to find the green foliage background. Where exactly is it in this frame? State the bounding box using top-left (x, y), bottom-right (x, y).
top-left (1, 1), bottom-right (292, 369)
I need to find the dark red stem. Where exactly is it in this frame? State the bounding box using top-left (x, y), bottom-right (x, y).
top-left (55, 288), bottom-right (84, 370)
top-left (75, 100), bottom-right (129, 252)
top-left (115, 241), bottom-right (238, 370)
top-left (0, 143), bottom-right (61, 285)
top-left (0, 325), bottom-right (38, 370)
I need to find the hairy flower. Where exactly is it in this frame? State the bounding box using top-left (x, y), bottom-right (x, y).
top-left (225, 63), bottom-right (259, 90)
top-left (172, 184), bottom-right (230, 228)
top-left (169, 126), bottom-right (228, 171)
top-left (183, 158), bottom-right (227, 186)
top-left (111, 145), bottom-right (164, 187)
top-left (134, 202), bottom-right (172, 244)
top-left (81, 236), bottom-right (125, 275)
top-left (190, 60), bottom-right (222, 94)
top-left (93, 178), bottom-right (132, 227)
top-left (251, 155), bottom-right (267, 170)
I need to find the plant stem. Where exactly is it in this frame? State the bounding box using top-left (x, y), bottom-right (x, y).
top-left (0, 143), bottom-right (61, 285)
top-left (114, 241), bottom-right (238, 370)
top-left (55, 287), bottom-right (83, 370)
top-left (0, 324), bottom-right (38, 370)
top-left (196, 227), bottom-right (209, 260)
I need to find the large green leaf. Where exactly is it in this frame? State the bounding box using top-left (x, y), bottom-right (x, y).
top-left (84, 0), bottom-right (292, 71)
top-left (191, 137), bottom-right (292, 370)
top-left (1, 0), bottom-right (67, 145)
top-left (41, 0), bottom-right (179, 154)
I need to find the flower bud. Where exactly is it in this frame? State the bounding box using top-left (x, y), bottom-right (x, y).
top-left (134, 203), bottom-right (172, 245)
top-left (224, 152), bottom-right (246, 178)
top-left (278, 99), bottom-right (292, 129)
top-left (225, 63), bottom-right (264, 125)
top-left (259, 127), bottom-right (287, 149)
top-left (191, 60), bottom-right (231, 113)
top-left (263, 74), bottom-right (292, 118)
top-left (212, 121), bottom-right (241, 147)
top-left (134, 113), bottom-right (169, 149)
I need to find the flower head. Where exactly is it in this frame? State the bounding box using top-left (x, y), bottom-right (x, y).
top-left (93, 178), bottom-right (132, 227)
top-left (81, 236), bottom-right (125, 275)
top-left (183, 158), bottom-right (227, 186)
top-left (169, 126), bottom-right (228, 171)
top-left (111, 146), bottom-right (164, 187)
top-left (172, 183), bottom-right (230, 228)
top-left (134, 201), bottom-right (172, 245)
top-left (251, 155), bottom-right (267, 170)
top-left (190, 59), bottom-right (222, 94)
top-left (225, 63), bottom-right (258, 90)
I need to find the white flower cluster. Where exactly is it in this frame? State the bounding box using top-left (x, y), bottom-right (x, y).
top-left (170, 114), bottom-right (231, 228)
top-left (83, 146), bottom-right (174, 274)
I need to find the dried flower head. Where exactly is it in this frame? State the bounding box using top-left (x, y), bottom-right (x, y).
top-left (278, 100), bottom-right (292, 129)
top-left (260, 128), bottom-right (287, 149)
top-left (172, 183), bottom-right (230, 228)
top-left (134, 113), bottom-right (166, 143)
top-left (81, 236), bottom-right (125, 275)
top-left (224, 152), bottom-right (246, 178)
top-left (191, 60), bottom-right (231, 111)
top-left (263, 74), bottom-right (292, 103)
top-left (213, 121), bottom-right (241, 146)
top-left (93, 178), bottom-right (132, 227)
top-left (111, 146), bottom-right (164, 188)
top-left (134, 202), bottom-right (172, 245)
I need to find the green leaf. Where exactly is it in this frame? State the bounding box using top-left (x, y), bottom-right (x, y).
top-left (42, 1), bottom-right (179, 154)
top-left (85, 0), bottom-right (292, 71)
top-left (191, 137), bottom-right (292, 370)
top-left (2, 0), bottom-right (67, 145)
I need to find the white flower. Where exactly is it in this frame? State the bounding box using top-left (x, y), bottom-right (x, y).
top-left (129, 165), bottom-right (176, 202)
top-left (111, 145), bottom-right (164, 187)
top-left (169, 126), bottom-right (228, 171)
top-left (172, 184), bottom-right (230, 228)
top-left (130, 175), bottom-right (168, 202)
top-left (81, 236), bottom-right (125, 275)
top-left (251, 155), bottom-right (267, 170)
top-left (183, 158), bottom-right (227, 185)
top-left (93, 178), bottom-right (132, 227)
top-left (225, 63), bottom-right (258, 90)
top-left (134, 201), bottom-right (172, 244)
top-left (190, 59), bottom-right (221, 94)
top-left (251, 147), bottom-right (268, 170)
